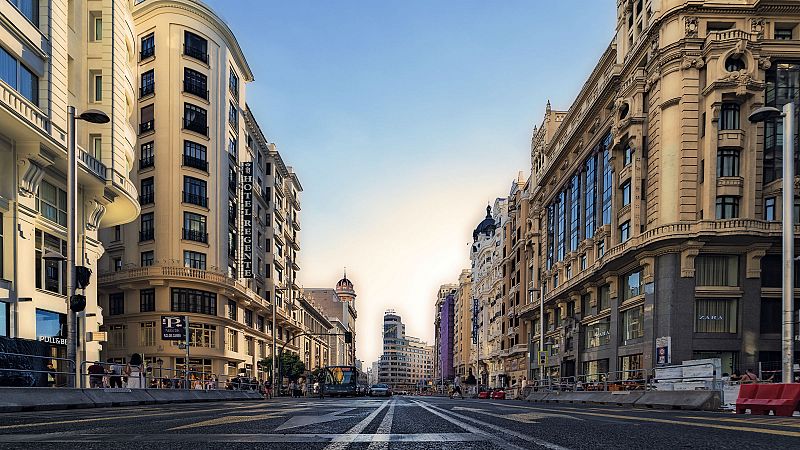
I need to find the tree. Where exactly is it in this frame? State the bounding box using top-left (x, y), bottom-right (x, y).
top-left (260, 353), bottom-right (306, 382)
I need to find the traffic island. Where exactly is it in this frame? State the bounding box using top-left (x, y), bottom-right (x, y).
top-left (0, 387), bottom-right (263, 412)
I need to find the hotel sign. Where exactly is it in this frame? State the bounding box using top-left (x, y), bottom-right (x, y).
top-left (241, 162), bottom-right (254, 278)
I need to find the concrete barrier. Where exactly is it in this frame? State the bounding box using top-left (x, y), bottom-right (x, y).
top-left (525, 392), bottom-right (553, 402)
top-left (0, 387), bottom-right (263, 412)
top-left (634, 390), bottom-right (721, 411)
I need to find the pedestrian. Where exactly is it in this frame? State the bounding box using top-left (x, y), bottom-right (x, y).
top-left (265, 378), bottom-right (273, 399)
top-left (742, 369), bottom-right (760, 384)
top-left (450, 375), bottom-right (463, 399)
top-left (45, 362), bottom-right (56, 387)
top-left (126, 353), bottom-right (144, 389)
top-left (87, 361), bottom-right (105, 388)
top-left (300, 378), bottom-right (307, 398)
top-left (108, 359), bottom-right (123, 388)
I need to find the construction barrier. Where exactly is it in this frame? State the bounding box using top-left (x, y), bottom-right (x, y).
top-left (735, 384), bottom-right (800, 417)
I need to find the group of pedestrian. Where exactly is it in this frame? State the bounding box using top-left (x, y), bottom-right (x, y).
top-left (288, 378), bottom-right (308, 398)
top-left (86, 354), bottom-right (144, 389)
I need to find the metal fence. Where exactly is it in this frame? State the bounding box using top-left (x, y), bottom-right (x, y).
top-left (0, 352), bottom-right (75, 387)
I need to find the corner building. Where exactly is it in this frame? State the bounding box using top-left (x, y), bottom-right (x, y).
top-left (522, 0), bottom-right (800, 382)
top-left (97, 0), bottom-right (304, 379)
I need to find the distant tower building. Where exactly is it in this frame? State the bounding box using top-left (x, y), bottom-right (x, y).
top-left (335, 270), bottom-right (357, 363)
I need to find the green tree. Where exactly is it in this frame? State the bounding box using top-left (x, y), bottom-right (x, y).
top-left (260, 353), bottom-right (306, 381)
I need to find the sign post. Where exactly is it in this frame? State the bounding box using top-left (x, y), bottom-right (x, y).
top-left (161, 315), bottom-right (189, 388)
top-left (185, 315), bottom-right (190, 389)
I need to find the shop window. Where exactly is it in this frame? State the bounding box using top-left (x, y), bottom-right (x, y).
top-left (695, 255), bottom-right (739, 287)
top-left (619, 354), bottom-right (643, 379)
top-left (585, 318), bottom-right (611, 348)
top-left (695, 298), bottom-right (737, 333)
top-left (620, 305), bottom-right (644, 344)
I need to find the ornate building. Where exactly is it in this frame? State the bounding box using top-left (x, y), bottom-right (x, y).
top-left (520, 0), bottom-right (800, 383)
top-left (453, 269), bottom-right (473, 379)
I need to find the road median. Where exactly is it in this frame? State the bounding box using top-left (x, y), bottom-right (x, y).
top-left (524, 390), bottom-right (721, 411)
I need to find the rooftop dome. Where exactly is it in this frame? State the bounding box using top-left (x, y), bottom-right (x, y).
top-left (335, 269), bottom-right (355, 295)
top-left (472, 205), bottom-right (497, 241)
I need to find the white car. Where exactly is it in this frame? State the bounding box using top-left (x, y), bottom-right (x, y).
top-left (368, 383), bottom-right (392, 397)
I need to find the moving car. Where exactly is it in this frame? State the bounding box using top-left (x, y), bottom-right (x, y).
top-left (368, 383), bottom-right (392, 397)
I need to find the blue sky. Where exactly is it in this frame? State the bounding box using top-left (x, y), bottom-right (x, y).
top-left (206, 0), bottom-right (617, 363)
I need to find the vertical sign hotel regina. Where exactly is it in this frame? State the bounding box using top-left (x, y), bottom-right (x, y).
top-left (241, 162), bottom-right (254, 278)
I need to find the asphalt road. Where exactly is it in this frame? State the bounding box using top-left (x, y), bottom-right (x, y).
top-left (0, 395), bottom-right (797, 449)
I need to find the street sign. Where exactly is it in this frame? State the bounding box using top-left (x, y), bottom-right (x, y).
top-left (537, 351), bottom-right (547, 366)
top-left (161, 315), bottom-right (186, 340)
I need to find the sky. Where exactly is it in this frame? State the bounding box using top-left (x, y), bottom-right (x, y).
top-left (205, 0), bottom-right (617, 364)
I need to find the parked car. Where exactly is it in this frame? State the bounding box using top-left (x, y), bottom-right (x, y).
top-left (368, 383), bottom-right (392, 397)
top-left (491, 389), bottom-right (506, 400)
top-left (477, 390), bottom-right (490, 399)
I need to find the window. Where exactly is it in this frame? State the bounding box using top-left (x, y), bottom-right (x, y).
top-left (585, 154), bottom-right (597, 238)
top-left (775, 27), bottom-right (794, 40)
top-left (765, 197), bottom-right (776, 221)
top-left (139, 322), bottom-right (156, 347)
top-left (257, 315), bottom-right (265, 332)
top-left (695, 298), bottom-right (737, 333)
top-left (140, 289), bottom-right (155, 312)
top-left (109, 293), bottom-right (124, 316)
top-left (184, 250), bottom-right (206, 270)
top-left (140, 33), bottom-right (155, 59)
top-left (228, 136), bottom-right (237, 156)
top-left (0, 47), bottom-right (38, 104)
top-left (620, 305), bottom-right (644, 344)
top-left (582, 359), bottom-right (609, 381)
top-left (108, 324), bottom-right (126, 348)
top-left (182, 212), bottom-right (207, 243)
top-left (227, 300), bottom-right (237, 321)
top-left (695, 255), bottom-right (739, 287)
top-left (715, 196), bottom-right (739, 219)
top-left (114, 257), bottom-right (122, 272)
top-left (182, 140), bottom-right (208, 171)
top-left (719, 102), bottom-right (740, 130)
top-left (183, 176), bottom-right (208, 207)
top-left (622, 269), bottom-right (644, 300)
top-left (140, 251), bottom-right (154, 267)
top-left (585, 318), bottom-right (611, 348)
top-left (244, 309), bottom-right (253, 328)
top-left (140, 177), bottom-right (154, 205)
top-left (184, 31), bottom-right (208, 63)
top-left (764, 63), bottom-right (800, 183)
top-left (623, 144), bottom-right (633, 166)
top-left (229, 69), bottom-right (239, 98)
top-left (760, 298), bottom-right (781, 334)
top-left (187, 324), bottom-right (216, 348)
top-left (597, 240), bottom-right (605, 257)
top-left (140, 212), bottom-right (154, 241)
top-left (183, 68), bottom-right (207, 99)
top-left (91, 12), bottom-right (102, 41)
top-left (569, 173), bottom-right (580, 251)
top-left (37, 180), bottom-right (67, 226)
top-left (621, 181), bottom-right (631, 206)
top-left (183, 103), bottom-right (207, 135)
top-left (140, 69), bottom-right (154, 97)
top-left (601, 136), bottom-right (613, 225)
top-left (557, 191), bottom-right (566, 261)
top-left (716, 149), bottom-right (740, 177)
top-left (599, 284), bottom-right (610, 311)
top-left (9, 0), bottom-right (38, 25)
top-left (619, 221), bottom-right (631, 242)
top-left (140, 141), bottom-right (154, 169)
top-left (725, 56), bottom-right (745, 72)
top-left (226, 328), bottom-right (238, 352)
top-left (619, 354), bottom-right (643, 379)
top-left (89, 134), bottom-right (102, 160)
top-left (35, 230), bottom-right (66, 295)
top-left (229, 101), bottom-right (238, 128)
top-left (171, 287), bottom-right (216, 315)
top-left (580, 254), bottom-right (587, 270)
top-left (140, 104), bottom-right (154, 134)
top-left (92, 72), bottom-right (102, 102)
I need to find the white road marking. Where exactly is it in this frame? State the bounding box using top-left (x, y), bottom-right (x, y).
top-left (452, 405), bottom-right (583, 422)
top-left (323, 399), bottom-right (390, 450)
top-left (415, 399), bottom-right (572, 450)
top-left (367, 398), bottom-right (396, 450)
top-left (0, 432), bottom-right (484, 443)
top-left (275, 408), bottom-right (356, 431)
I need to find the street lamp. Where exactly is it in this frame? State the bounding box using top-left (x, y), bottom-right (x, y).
top-left (66, 107), bottom-right (110, 388)
top-left (748, 103), bottom-right (796, 383)
top-left (273, 286), bottom-right (288, 392)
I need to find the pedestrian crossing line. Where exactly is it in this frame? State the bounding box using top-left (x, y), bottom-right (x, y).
top-left (414, 400), bottom-right (570, 450)
top-left (323, 398), bottom-right (391, 450)
top-left (367, 398), bottom-right (396, 450)
top-left (520, 406), bottom-right (800, 437)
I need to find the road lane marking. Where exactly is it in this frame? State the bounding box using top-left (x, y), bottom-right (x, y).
top-left (0, 432), bottom-right (484, 443)
top-left (323, 398), bottom-right (390, 450)
top-left (519, 406), bottom-right (800, 437)
top-left (452, 406), bottom-right (583, 423)
top-left (275, 408), bottom-right (357, 431)
top-left (367, 398), bottom-right (396, 450)
top-left (413, 400), bottom-right (570, 450)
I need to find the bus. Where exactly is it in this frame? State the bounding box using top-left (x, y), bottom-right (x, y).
top-left (320, 365), bottom-right (368, 397)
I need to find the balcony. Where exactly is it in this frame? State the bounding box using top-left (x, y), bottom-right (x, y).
top-left (140, 46), bottom-right (155, 60)
top-left (183, 80), bottom-right (208, 100)
top-left (139, 120), bottom-right (154, 134)
top-left (139, 84), bottom-right (154, 98)
top-left (78, 148), bottom-right (106, 181)
top-left (139, 229), bottom-right (154, 242)
top-left (182, 191), bottom-right (208, 208)
top-left (182, 154), bottom-right (209, 171)
top-left (184, 45), bottom-right (208, 64)
top-left (139, 192), bottom-right (154, 205)
top-left (183, 228), bottom-right (208, 243)
top-left (183, 118), bottom-right (208, 136)
top-left (718, 130), bottom-right (745, 149)
top-left (139, 155), bottom-right (154, 170)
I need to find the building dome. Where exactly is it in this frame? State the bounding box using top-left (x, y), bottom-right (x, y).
top-left (472, 205), bottom-right (497, 241)
top-left (336, 276), bottom-right (354, 291)
top-left (335, 269), bottom-right (356, 298)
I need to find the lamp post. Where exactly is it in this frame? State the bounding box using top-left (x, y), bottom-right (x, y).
top-left (749, 103), bottom-right (796, 383)
top-left (273, 286), bottom-right (288, 392)
top-left (66, 107), bottom-right (109, 388)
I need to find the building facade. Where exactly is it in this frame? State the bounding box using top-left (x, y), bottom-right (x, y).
top-left (433, 283), bottom-right (456, 383)
top-left (520, 0), bottom-right (800, 383)
top-left (378, 311), bottom-right (433, 391)
top-left (0, 0), bottom-right (139, 374)
top-left (305, 273), bottom-right (358, 367)
top-left (453, 269), bottom-right (473, 378)
top-left (96, 0), bottom-right (306, 380)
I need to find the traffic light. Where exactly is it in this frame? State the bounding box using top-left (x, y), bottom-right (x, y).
top-left (75, 266), bottom-right (92, 289)
top-left (344, 331), bottom-right (353, 344)
top-left (70, 294), bottom-right (86, 313)
top-left (537, 351), bottom-right (547, 366)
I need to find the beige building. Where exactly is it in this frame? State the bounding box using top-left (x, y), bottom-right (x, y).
top-left (378, 311), bottom-right (433, 392)
top-left (96, 0), bottom-right (307, 380)
top-left (0, 0), bottom-right (139, 376)
top-left (305, 274), bottom-right (358, 367)
top-left (452, 269), bottom-right (473, 378)
top-left (520, 0), bottom-right (799, 382)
